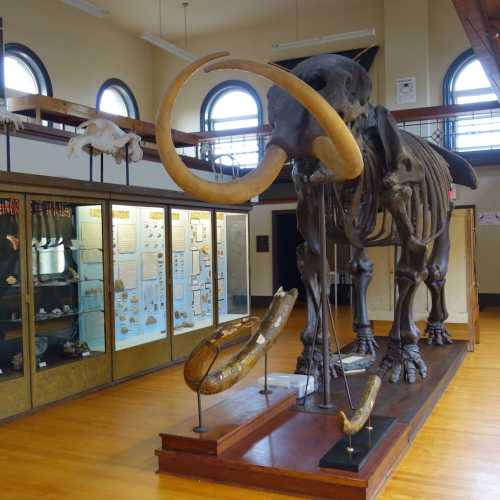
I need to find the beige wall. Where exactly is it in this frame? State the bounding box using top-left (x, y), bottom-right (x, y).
top-left (2, 0), bottom-right (156, 121)
top-left (456, 167), bottom-right (500, 295)
top-left (153, 0), bottom-right (385, 132)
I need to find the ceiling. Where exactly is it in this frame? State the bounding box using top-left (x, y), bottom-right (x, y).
top-left (66, 0), bottom-right (344, 42)
top-left (452, 0), bottom-right (500, 99)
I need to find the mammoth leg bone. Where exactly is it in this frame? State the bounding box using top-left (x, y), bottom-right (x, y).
top-left (350, 247), bottom-right (378, 356)
top-left (294, 242), bottom-right (337, 385)
top-left (184, 287), bottom-right (298, 395)
top-left (425, 209), bottom-right (452, 346)
top-left (379, 185), bottom-right (428, 384)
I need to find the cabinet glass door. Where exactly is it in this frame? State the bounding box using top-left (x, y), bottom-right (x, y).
top-left (112, 205), bottom-right (168, 350)
top-left (216, 212), bottom-right (250, 323)
top-left (171, 208), bottom-right (213, 335)
top-left (0, 195), bottom-right (30, 419)
top-left (31, 201), bottom-right (105, 369)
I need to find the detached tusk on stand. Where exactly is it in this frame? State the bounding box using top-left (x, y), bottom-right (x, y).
top-left (336, 374), bottom-right (382, 436)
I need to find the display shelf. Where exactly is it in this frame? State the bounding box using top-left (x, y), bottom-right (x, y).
top-left (0, 369), bottom-right (23, 383)
top-left (33, 278), bottom-right (102, 288)
top-left (34, 308), bottom-right (104, 322)
top-left (36, 350), bottom-right (104, 372)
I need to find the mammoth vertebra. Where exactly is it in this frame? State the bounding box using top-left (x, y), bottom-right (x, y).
top-left (184, 287), bottom-right (297, 395)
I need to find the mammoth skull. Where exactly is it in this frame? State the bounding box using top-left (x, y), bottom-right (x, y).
top-left (156, 52), bottom-right (364, 205)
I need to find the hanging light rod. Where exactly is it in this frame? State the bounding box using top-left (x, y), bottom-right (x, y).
top-left (141, 32), bottom-right (197, 62)
top-left (271, 28), bottom-right (376, 52)
top-left (61, 0), bottom-right (109, 18)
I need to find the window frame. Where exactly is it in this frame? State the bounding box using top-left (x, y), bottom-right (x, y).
top-left (443, 48), bottom-right (498, 152)
top-left (96, 78), bottom-right (139, 119)
top-left (4, 42), bottom-right (53, 97)
top-left (200, 80), bottom-right (264, 169)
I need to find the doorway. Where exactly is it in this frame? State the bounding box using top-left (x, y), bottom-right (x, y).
top-left (272, 210), bottom-right (305, 302)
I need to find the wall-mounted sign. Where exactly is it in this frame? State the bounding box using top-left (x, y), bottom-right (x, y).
top-left (396, 77), bottom-right (416, 105)
top-left (256, 235), bottom-right (269, 252)
top-left (478, 211), bottom-right (500, 225)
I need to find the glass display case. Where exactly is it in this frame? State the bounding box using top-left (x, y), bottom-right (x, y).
top-left (171, 208), bottom-right (213, 335)
top-left (216, 212), bottom-right (250, 323)
top-left (0, 197), bottom-right (24, 379)
top-left (30, 201), bottom-right (106, 369)
top-left (111, 204), bottom-right (168, 351)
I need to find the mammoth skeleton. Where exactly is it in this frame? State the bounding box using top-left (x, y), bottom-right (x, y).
top-left (156, 52), bottom-right (476, 389)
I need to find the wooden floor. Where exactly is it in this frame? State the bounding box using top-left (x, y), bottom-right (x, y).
top-left (1, 306), bottom-right (499, 500)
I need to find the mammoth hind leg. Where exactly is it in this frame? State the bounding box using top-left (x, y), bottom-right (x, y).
top-left (425, 210), bottom-right (452, 346)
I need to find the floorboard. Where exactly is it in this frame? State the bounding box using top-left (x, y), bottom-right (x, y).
top-left (0, 305), bottom-right (499, 500)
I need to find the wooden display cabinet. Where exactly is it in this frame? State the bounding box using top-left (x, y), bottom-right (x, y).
top-left (0, 172), bottom-right (251, 419)
top-left (26, 194), bottom-right (112, 407)
top-left (0, 193), bottom-right (31, 420)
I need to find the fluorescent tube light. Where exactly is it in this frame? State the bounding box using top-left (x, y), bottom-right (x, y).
top-left (142, 32), bottom-right (197, 63)
top-left (272, 28), bottom-right (376, 52)
top-left (62, 0), bottom-right (109, 18)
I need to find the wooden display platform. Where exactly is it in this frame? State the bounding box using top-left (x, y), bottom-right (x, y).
top-left (156, 338), bottom-right (468, 499)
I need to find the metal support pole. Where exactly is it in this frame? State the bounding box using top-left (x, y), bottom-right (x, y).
top-left (89, 146), bottom-right (93, 182)
top-left (100, 153), bottom-right (104, 183)
top-left (319, 184), bottom-right (333, 409)
top-left (259, 352), bottom-right (272, 395)
top-left (125, 144), bottom-right (130, 186)
top-left (5, 123), bottom-right (10, 172)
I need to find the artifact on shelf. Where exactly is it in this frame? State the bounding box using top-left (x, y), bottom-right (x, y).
top-left (63, 340), bottom-right (90, 358)
top-left (114, 279), bottom-right (125, 292)
top-left (5, 275), bottom-right (17, 286)
top-left (184, 287), bottom-right (297, 395)
top-left (67, 119), bottom-right (143, 164)
top-left (11, 352), bottom-right (23, 371)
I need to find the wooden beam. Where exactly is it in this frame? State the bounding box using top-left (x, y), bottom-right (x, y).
top-left (452, 0), bottom-right (500, 100)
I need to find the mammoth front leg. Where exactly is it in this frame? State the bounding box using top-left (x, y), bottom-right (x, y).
top-left (294, 242), bottom-right (337, 383)
top-left (350, 247), bottom-right (378, 356)
top-left (425, 210), bottom-right (452, 345)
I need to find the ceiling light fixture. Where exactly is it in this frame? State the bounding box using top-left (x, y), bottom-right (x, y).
top-left (142, 1), bottom-right (196, 63)
top-left (141, 32), bottom-right (196, 62)
top-left (271, 28), bottom-right (376, 52)
top-left (61, 0), bottom-right (109, 18)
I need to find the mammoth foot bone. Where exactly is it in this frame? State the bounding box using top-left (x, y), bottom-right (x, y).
top-left (351, 327), bottom-right (378, 356)
top-left (426, 321), bottom-right (452, 346)
top-left (379, 343), bottom-right (427, 384)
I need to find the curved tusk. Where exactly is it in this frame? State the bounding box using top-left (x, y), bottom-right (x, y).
top-left (156, 52), bottom-right (288, 204)
top-left (184, 287), bottom-right (298, 395)
top-left (336, 374), bottom-right (382, 436)
top-left (204, 58), bottom-right (363, 181)
top-left (312, 136), bottom-right (363, 180)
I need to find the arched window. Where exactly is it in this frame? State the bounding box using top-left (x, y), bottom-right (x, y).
top-left (444, 49), bottom-right (499, 151)
top-left (4, 43), bottom-right (53, 97)
top-left (201, 81), bottom-right (263, 169)
top-left (96, 79), bottom-right (139, 119)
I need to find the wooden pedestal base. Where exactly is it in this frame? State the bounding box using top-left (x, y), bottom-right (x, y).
top-left (156, 338), bottom-right (468, 499)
